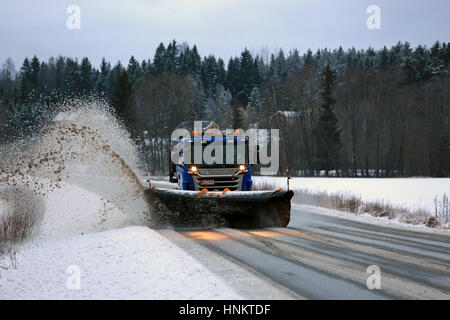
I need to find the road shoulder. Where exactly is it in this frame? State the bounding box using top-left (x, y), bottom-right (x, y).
top-left (292, 203), bottom-right (450, 236)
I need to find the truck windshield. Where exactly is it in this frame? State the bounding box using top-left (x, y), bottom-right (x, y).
top-left (188, 139), bottom-right (249, 166)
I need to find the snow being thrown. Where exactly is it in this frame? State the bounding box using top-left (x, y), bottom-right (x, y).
top-left (0, 98), bottom-right (154, 250)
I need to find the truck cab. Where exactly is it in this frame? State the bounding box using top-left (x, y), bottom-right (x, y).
top-left (170, 134), bottom-right (253, 191)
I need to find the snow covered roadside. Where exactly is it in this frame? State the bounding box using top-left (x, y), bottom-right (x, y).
top-left (293, 204), bottom-right (450, 235)
top-left (37, 182), bottom-right (134, 241)
top-left (0, 180), bottom-right (242, 299)
top-left (0, 226), bottom-right (242, 299)
top-left (254, 176), bottom-right (449, 230)
top-left (253, 176), bottom-right (450, 213)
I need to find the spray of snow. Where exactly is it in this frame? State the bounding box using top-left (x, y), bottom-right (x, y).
top-left (0, 98), bottom-right (154, 242)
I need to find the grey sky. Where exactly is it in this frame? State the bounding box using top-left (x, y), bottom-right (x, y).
top-left (0, 0), bottom-right (449, 68)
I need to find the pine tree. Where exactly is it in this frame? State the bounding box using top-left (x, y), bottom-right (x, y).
top-left (19, 58), bottom-right (32, 103)
top-left (153, 43), bottom-right (166, 75)
top-left (286, 49), bottom-right (302, 74)
top-left (0, 58), bottom-right (16, 97)
top-left (201, 55), bottom-right (219, 95)
top-left (55, 56), bottom-right (65, 92)
top-left (255, 56), bottom-right (269, 83)
top-left (127, 55), bottom-right (141, 85)
top-left (110, 70), bottom-right (134, 132)
top-left (189, 45), bottom-right (202, 79)
top-left (232, 97), bottom-right (244, 129)
top-left (315, 64), bottom-right (342, 176)
top-left (80, 57), bottom-right (93, 94)
top-left (365, 47), bottom-right (376, 69)
top-left (238, 49), bottom-right (257, 106)
top-left (177, 46), bottom-right (190, 74)
top-left (30, 55), bottom-right (40, 90)
top-left (412, 45), bottom-right (432, 82)
top-left (442, 42), bottom-right (450, 70)
top-left (96, 57), bottom-right (110, 95)
top-left (215, 85), bottom-right (232, 128)
top-left (225, 58), bottom-right (239, 96)
top-left (216, 58), bottom-right (226, 86)
top-left (64, 58), bottom-right (81, 94)
top-left (165, 40), bottom-right (179, 73)
top-left (272, 49), bottom-right (287, 81)
top-left (248, 86), bottom-right (262, 111)
top-left (141, 59), bottom-right (149, 74)
top-left (304, 49), bottom-right (314, 65)
top-left (389, 42), bottom-right (403, 66)
top-left (246, 86), bottom-right (262, 128)
top-left (108, 61), bottom-right (123, 95)
top-left (430, 41), bottom-right (443, 75)
top-left (377, 46), bottom-right (390, 69)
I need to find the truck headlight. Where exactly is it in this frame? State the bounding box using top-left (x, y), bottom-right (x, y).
top-left (190, 166), bottom-right (198, 173)
top-left (239, 165), bottom-right (246, 172)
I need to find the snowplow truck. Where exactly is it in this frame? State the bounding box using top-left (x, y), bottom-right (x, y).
top-left (144, 125), bottom-right (293, 229)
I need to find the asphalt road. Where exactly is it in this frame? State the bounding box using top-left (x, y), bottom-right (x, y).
top-left (160, 204), bottom-right (450, 300)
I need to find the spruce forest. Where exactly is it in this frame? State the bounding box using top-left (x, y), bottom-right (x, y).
top-left (0, 40), bottom-right (449, 177)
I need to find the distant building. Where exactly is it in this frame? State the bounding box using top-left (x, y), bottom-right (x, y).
top-left (270, 111), bottom-right (299, 127)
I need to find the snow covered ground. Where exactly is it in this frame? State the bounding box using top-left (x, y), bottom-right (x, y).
top-left (0, 181), bottom-right (241, 299)
top-left (38, 182), bottom-right (133, 241)
top-left (253, 176), bottom-right (450, 212)
top-left (0, 226), bottom-right (241, 299)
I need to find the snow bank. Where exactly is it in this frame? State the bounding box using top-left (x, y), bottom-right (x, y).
top-left (0, 226), bottom-right (242, 299)
top-left (293, 204), bottom-right (449, 235)
top-left (254, 176), bottom-right (450, 212)
top-left (38, 181), bottom-right (133, 241)
top-left (0, 176), bottom-right (137, 242)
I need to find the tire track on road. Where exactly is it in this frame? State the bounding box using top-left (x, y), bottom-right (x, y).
top-left (181, 227), bottom-right (450, 299)
top-left (183, 229), bottom-right (392, 300)
top-left (275, 227), bottom-right (450, 275)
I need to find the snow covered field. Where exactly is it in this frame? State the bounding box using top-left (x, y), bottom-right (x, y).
top-left (0, 181), bottom-right (241, 299)
top-left (253, 176), bottom-right (450, 213)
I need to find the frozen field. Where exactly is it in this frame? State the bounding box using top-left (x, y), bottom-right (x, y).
top-left (253, 177), bottom-right (450, 212)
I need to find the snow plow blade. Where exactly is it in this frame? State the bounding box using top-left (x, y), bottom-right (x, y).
top-left (144, 188), bottom-right (294, 229)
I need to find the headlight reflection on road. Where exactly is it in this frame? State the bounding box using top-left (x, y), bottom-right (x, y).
top-left (249, 231), bottom-right (280, 238)
top-left (188, 231), bottom-right (228, 241)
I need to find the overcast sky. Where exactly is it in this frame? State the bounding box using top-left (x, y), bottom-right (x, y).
top-left (1, 0), bottom-right (449, 68)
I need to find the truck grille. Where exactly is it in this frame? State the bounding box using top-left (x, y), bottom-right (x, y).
top-left (193, 172), bottom-right (242, 191)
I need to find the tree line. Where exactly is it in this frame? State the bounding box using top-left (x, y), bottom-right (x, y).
top-left (0, 40), bottom-right (449, 176)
